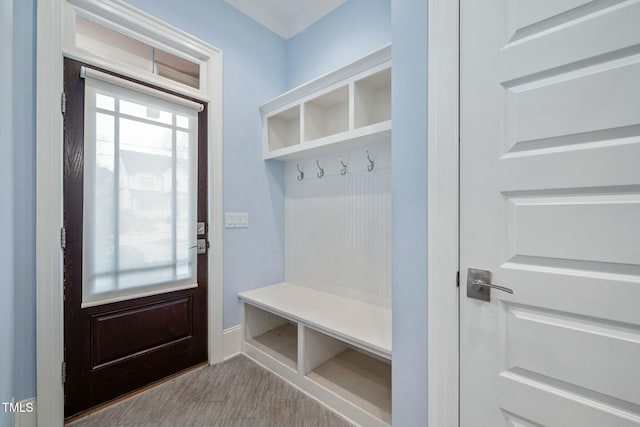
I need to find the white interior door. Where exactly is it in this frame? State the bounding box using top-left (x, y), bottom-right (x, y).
top-left (460, 1), bottom-right (640, 425)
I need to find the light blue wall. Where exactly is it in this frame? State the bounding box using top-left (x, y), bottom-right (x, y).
top-left (392, 0), bottom-right (429, 425)
top-left (286, 0), bottom-right (391, 89)
top-left (9, 5), bottom-right (431, 426)
top-left (1, 0), bottom-right (42, 404)
top-left (13, 0), bottom-right (37, 402)
top-left (1, 0), bottom-right (16, 425)
top-left (123, 0), bottom-right (288, 329)
top-left (3, 0), bottom-right (37, 414)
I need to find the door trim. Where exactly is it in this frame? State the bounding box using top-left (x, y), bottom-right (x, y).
top-left (36, 1), bottom-right (224, 425)
top-left (426, 0), bottom-right (460, 426)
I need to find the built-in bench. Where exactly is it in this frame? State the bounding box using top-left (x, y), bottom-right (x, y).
top-left (239, 282), bottom-right (392, 427)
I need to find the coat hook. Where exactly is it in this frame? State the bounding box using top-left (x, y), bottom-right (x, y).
top-left (316, 160), bottom-right (325, 179)
top-left (366, 150), bottom-right (375, 172)
top-left (296, 163), bottom-right (304, 181)
top-left (339, 155), bottom-right (347, 176)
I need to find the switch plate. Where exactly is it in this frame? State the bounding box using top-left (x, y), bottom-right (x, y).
top-left (225, 212), bottom-right (248, 228)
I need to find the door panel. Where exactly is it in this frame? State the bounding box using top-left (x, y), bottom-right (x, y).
top-left (63, 58), bottom-right (208, 417)
top-left (90, 296), bottom-right (193, 368)
top-left (460, 0), bottom-right (640, 425)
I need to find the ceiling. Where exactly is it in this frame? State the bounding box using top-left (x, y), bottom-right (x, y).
top-left (225, 0), bottom-right (348, 39)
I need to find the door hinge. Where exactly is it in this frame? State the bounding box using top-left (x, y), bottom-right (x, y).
top-left (60, 227), bottom-right (66, 250)
top-left (61, 92), bottom-right (66, 114)
top-left (456, 271), bottom-right (460, 287)
top-left (61, 361), bottom-right (66, 384)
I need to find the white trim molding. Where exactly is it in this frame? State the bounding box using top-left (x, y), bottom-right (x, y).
top-left (223, 326), bottom-right (242, 361)
top-left (427, 0), bottom-right (460, 426)
top-left (36, 0), bottom-right (65, 424)
top-left (36, 1), bottom-right (224, 425)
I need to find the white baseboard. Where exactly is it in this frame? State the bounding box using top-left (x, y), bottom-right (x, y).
top-left (222, 325), bottom-right (241, 361)
top-left (13, 398), bottom-right (36, 427)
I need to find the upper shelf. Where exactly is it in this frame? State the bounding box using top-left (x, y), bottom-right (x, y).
top-left (261, 46), bottom-right (392, 161)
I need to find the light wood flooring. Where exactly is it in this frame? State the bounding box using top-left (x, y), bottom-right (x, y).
top-left (67, 354), bottom-right (354, 427)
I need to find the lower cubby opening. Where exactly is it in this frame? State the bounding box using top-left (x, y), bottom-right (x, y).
top-left (245, 304), bottom-right (298, 370)
top-left (304, 326), bottom-right (391, 424)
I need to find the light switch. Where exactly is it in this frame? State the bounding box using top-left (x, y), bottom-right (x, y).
top-left (225, 212), bottom-right (249, 228)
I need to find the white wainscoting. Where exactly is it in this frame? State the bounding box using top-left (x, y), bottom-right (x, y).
top-left (284, 142), bottom-right (392, 308)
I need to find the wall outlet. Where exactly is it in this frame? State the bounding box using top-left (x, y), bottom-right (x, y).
top-left (225, 212), bottom-right (249, 228)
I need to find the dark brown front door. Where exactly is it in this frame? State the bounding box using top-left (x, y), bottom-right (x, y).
top-left (63, 58), bottom-right (208, 418)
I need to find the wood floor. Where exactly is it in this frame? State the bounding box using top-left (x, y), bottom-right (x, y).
top-left (67, 354), bottom-right (354, 427)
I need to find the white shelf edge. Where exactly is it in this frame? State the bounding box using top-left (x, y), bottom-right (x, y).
top-left (303, 322), bottom-right (391, 362)
top-left (239, 284), bottom-right (392, 360)
top-left (264, 121), bottom-right (392, 162)
top-left (241, 298), bottom-right (391, 360)
top-left (243, 339), bottom-right (298, 373)
top-left (241, 315), bottom-right (392, 427)
top-left (300, 375), bottom-right (391, 427)
top-left (260, 44), bottom-right (391, 116)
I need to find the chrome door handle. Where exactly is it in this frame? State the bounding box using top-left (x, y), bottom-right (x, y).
top-left (467, 268), bottom-right (513, 302)
top-left (471, 279), bottom-right (513, 294)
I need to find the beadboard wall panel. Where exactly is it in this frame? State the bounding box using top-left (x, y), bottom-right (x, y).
top-left (284, 142), bottom-right (391, 307)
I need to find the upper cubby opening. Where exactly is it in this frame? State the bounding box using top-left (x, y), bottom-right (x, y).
top-left (354, 68), bottom-right (391, 129)
top-left (304, 85), bottom-right (350, 142)
top-left (267, 106), bottom-right (301, 151)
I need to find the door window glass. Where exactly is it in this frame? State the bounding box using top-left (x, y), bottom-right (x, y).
top-left (82, 73), bottom-right (200, 307)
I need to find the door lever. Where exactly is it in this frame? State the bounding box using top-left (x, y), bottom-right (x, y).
top-left (471, 279), bottom-right (513, 294)
top-left (467, 268), bottom-right (513, 302)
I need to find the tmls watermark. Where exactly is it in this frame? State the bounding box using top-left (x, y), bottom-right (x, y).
top-left (2, 400), bottom-right (35, 414)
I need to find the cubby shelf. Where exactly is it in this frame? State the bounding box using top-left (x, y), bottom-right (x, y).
top-left (266, 106), bottom-right (300, 152)
top-left (264, 120), bottom-right (391, 161)
top-left (244, 304), bottom-right (298, 370)
top-left (240, 282), bottom-right (391, 359)
top-left (261, 45), bottom-right (391, 162)
top-left (355, 68), bottom-right (391, 129)
top-left (247, 45), bottom-right (393, 427)
top-left (239, 283), bottom-right (392, 427)
top-left (308, 348), bottom-right (391, 424)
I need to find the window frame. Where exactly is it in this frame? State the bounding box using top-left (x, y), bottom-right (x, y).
top-left (81, 71), bottom-right (200, 308)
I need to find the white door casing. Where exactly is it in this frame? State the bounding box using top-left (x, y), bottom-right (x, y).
top-left (460, 0), bottom-right (640, 426)
top-left (37, 0), bottom-right (223, 424)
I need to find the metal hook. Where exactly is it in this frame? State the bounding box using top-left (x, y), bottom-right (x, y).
top-left (316, 160), bottom-right (325, 179)
top-left (339, 156), bottom-right (347, 176)
top-left (366, 150), bottom-right (375, 172)
top-left (296, 163), bottom-right (304, 181)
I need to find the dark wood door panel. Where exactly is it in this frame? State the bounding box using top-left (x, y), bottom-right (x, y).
top-left (63, 58), bottom-right (209, 418)
top-left (91, 296), bottom-right (193, 368)
top-left (89, 330), bottom-right (206, 407)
